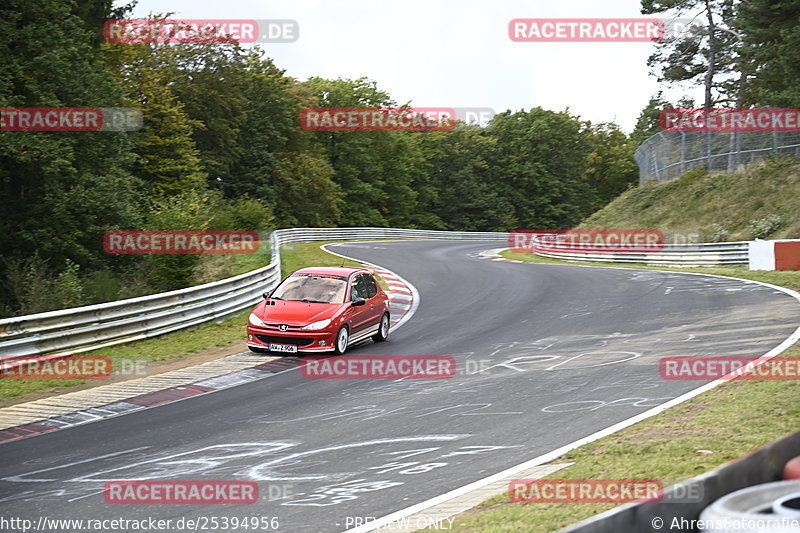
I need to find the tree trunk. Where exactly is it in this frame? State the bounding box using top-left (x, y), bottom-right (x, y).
top-left (704, 0), bottom-right (717, 110)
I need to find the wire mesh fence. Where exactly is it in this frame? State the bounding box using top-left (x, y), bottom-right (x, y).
top-left (634, 130), bottom-right (800, 185)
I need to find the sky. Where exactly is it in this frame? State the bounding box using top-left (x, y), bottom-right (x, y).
top-left (119, 0), bottom-right (700, 132)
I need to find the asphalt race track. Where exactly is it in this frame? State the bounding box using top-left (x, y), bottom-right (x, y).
top-left (1, 240), bottom-right (799, 532)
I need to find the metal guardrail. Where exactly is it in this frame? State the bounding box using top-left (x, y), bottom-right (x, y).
top-left (0, 227), bottom-right (761, 360)
top-left (0, 228), bottom-right (508, 359)
top-left (529, 237), bottom-right (750, 267)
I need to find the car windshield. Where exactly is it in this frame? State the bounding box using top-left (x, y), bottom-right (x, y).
top-left (271, 274), bottom-right (348, 304)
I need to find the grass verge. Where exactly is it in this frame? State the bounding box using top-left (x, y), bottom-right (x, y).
top-left (445, 251), bottom-right (800, 532)
top-left (581, 158), bottom-right (800, 241)
top-left (0, 241), bottom-right (382, 403)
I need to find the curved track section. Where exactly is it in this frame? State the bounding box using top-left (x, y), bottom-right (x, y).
top-left (0, 241), bottom-right (798, 533)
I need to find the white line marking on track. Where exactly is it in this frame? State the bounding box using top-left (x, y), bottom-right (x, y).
top-left (344, 249), bottom-right (800, 533)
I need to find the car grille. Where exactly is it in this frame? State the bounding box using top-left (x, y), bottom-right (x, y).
top-left (256, 335), bottom-right (314, 347)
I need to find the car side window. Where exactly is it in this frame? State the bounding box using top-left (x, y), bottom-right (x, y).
top-left (349, 276), bottom-right (359, 300)
top-left (350, 274), bottom-right (369, 300)
top-left (365, 275), bottom-right (378, 298)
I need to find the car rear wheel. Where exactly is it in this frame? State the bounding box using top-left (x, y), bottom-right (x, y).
top-left (334, 325), bottom-right (349, 354)
top-left (373, 313), bottom-right (390, 342)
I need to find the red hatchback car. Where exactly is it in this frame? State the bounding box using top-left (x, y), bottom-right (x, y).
top-left (246, 267), bottom-right (390, 354)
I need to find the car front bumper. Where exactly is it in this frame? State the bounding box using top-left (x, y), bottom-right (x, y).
top-left (246, 325), bottom-right (337, 353)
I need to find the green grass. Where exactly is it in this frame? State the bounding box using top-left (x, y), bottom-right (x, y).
top-left (581, 158), bottom-right (800, 241)
top-left (0, 241), bottom-right (381, 403)
top-left (233, 240), bottom-right (273, 275)
top-left (279, 241), bottom-right (391, 290)
top-left (281, 242), bottom-right (367, 276)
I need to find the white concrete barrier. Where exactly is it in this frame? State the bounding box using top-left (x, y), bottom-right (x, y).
top-left (748, 239), bottom-right (800, 271)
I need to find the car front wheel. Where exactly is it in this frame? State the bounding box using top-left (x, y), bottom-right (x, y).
top-left (334, 325), bottom-right (349, 354)
top-left (372, 313), bottom-right (390, 343)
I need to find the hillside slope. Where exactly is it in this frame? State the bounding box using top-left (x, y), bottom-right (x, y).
top-left (581, 158), bottom-right (800, 241)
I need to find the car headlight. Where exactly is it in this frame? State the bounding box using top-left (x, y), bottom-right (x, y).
top-left (249, 312), bottom-right (266, 327)
top-left (301, 318), bottom-right (332, 330)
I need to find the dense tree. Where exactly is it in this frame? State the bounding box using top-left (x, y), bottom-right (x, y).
top-left (416, 128), bottom-right (510, 231)
top-left (226, 56), bottom-right (299, 202)
top-left (0, 0), bottom-right (143, 295)
top-left (160, 44), bottom-right (251, 186)
top-left (304, 77), bottom-right (421, 227)
top-left (737, 0), bottom-right (800, 107)
top-left (584, 123), bottom-right (640, 210)
top-left (640, 0), bottom-right (800, 110)
top-left (0, 1), bottom-right (653, 315)
top-left (271, 152), bottom-right (341, 227)
top-left (630, 93), bottom-right (676, 145)
top-left (487, 109), bottom-right (594, 229)
top-left (104, 41), bottom-right (207, 195)
top-left (642, 0), bottom-right (745, 109)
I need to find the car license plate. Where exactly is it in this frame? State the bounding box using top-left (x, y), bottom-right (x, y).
top-left (268, 343), bottom-right (297, 353)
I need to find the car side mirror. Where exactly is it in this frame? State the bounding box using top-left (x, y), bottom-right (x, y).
top-left (351, 298), bottom-right (366, 307)
top-left (263, 291), bottom-right (272, 299)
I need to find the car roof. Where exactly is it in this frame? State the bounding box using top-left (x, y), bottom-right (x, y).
top-left (293, 266), bottom-right (371, 277)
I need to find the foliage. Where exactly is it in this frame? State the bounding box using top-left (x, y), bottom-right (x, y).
top-left (0, 1), bottom-right (648, 315)
top-left (637, 0), bottom-right (800, 127)
top-left (749, 214), bottom-right (783, 239)
top-left (488, 108), bottom-right (594, 228)
top-left (737, 0), bottom-right (800, 107)
top-left (584, 123), bottom-right (639, 211)
top-left (641, 0), bottom-right (746, 108)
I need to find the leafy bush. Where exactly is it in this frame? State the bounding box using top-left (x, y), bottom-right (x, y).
top-left (711, 226), bottom-right (731, 243)
top-left (206, 194), bottom-right (274, 231)
top-left (190, 255), bottom-right (237, 285)
top-left (83, 269), bottom-right (126, 303)
top-left (2, 256), bottom-right (86, 315)
top-left (750, 214), bottom-right (783, 239)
